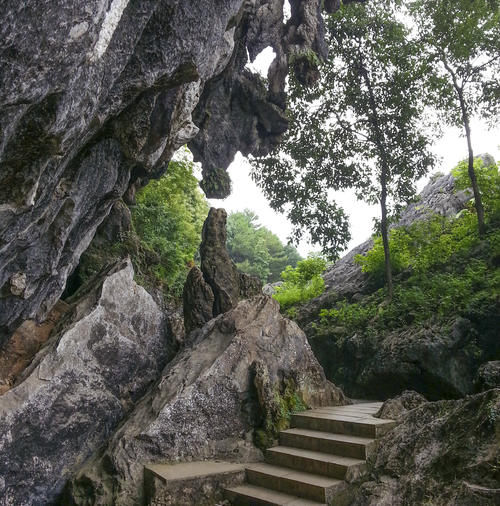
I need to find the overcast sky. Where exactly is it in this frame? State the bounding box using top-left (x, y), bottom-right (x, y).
top-left (207, 46), bottom-right (500, 258)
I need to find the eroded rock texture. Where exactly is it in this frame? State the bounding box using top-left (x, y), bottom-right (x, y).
top-left (64, 296), bottom-right (346, 506)
top-left (351, 389), bottom-right (500, 506)
top-left (0, 0), bottom-right (335, 344)
top-left (183, 208), bottom-right (262, 333)
top-left (0, 260), bottom-right (171, 506)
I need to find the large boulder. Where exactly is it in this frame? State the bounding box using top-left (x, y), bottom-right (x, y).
top-left (64, 295), bottom-right (347, 505)
top-left (308, 315), bottom-right (496, 400)
top-left (0, 259), bottom-right (171, 506)
top-left (350, 389), bottom-right (500, 505)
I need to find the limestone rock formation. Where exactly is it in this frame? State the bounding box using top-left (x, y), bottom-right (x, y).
top-left (65, 296), bottom-right (346, 505)
top-left (183, 208), bottom-right (262, 333)
top-left (0, 0), bottom-right (337, 345)
top-left (0, 300), bottom-right (69, 395)
top-left (375, 390), bottom-right (427, 421)
top-left (477, 361), bottom-right (500, 390)
top-left (0, 259), bottom-right (171, 506)
top-left (350, 389), bottom-right (500, 505)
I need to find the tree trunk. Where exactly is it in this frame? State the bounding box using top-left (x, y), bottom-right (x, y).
top-left (462, 102), bottom-right (486, 236)
top-left (359, 61), bottom-right (393, 300)
top-left (380, 176), bottom-right (393, 301)
top-left (443, 59), bottom-right (486, 236)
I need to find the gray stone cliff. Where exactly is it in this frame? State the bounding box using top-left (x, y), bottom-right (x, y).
top-left (0, 0), bottom-right (337, 344)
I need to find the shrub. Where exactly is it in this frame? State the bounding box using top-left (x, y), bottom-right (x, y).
top-left (273, 256), bottom-right (327, 314)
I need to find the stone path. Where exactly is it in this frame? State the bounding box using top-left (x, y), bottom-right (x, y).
top-left (225, 402), bottom-right (395, 505)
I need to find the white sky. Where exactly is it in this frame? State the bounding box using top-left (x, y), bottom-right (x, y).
top-left (208, 46), bottom-right (500, 258)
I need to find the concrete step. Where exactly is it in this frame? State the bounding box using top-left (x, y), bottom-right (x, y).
top-left (291, 411), bottom-right (395, 438)
top-left (280, 428), bottom-right (375, 459)
top-left (225, 483), bottom-right (325, 505)
top-left (246, 463), bottom-right (345, 504)
top-left (266, 446), bottom-right (366, 482)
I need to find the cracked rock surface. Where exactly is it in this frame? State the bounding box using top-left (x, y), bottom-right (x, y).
top-left (0, 0), bottom-right (336, 344)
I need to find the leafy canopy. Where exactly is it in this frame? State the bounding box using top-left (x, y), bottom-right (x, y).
top-left (132, 157), bottom-right (209, 297)
top-left (226, 210), bottom-right (302, 283)
top-left (251, 0), bottom-right (435, 260)
top-left (409, 0), bottom-right (500, 125)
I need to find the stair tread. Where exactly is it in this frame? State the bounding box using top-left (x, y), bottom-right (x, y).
top-left (281, 428), bottom-right (374, 445)
top-left (293, 411), bottom-right (394, 425)
top-left (227, 484), bottom-right (325, 505)
top-left (247, 463), bottom-right (344, 488)
top-left (267, 446), bottom-right (365, 466)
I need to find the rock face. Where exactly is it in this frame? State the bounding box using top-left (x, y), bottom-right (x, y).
top-left (350, 389), bottom-right (500, 505)
top-left (183, 208), bottom-right (262, 333)
top-left (64, 296), bottom-right (346, 506)
top-left (477, 361), bottom-right (500, 390)
top-left (375, 390), bottom-right (427, 422)
top-left (0, 0), bottom-right (336, 345)
top-left (0, 260), bottom-right (171, 506)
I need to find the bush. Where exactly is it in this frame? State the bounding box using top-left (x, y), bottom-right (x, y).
top-left (132, 158), bottom-right (209, 297)
top-left (273, 256), bottom-right (327, 314)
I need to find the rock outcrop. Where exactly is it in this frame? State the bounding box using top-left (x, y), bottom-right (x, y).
top-left (183, 208), bottom-right (262, 333)
top-left (350, 389), bottom-right (500, 505)
top-left (64, 295), bottom-right (346, 505)
top-left (0, 0), bottom-right (337, 345)
top-left (0, 259), bottom-right (171, 506)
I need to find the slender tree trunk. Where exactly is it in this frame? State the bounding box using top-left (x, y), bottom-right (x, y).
top-left (380, 175), bottom-right (393, 301)
top-left (460, 97), bottom-right (486, 236)
top-left (359, 61), bottom-right (393, 300)
top-left (442, 59), bottom-right (486, 236)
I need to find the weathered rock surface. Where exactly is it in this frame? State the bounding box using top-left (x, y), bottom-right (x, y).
top-left (183, 208), bottom-right (262, 333)
top-left (0, 0), bottom-right (336, 344)
top-left (477, 361), bottom-right (500, 391)
top-left (0, 259), bottom-right (171, 506)
top-left (64, 295), bottom-right (346, 506)
top-left (0, 300), bottom-right (69, 395)
top-left (350, 389), bottom-right (500, 505)
top-left (375, 390), bottom-right (427, 422)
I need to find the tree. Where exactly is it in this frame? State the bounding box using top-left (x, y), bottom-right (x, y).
top-left (226, 210), bottom-right (302, 283)
top-left (132, 157), bottom-right (209, 296)
top-left (410, 0), bottom-right (500, 236)
top-left (251, 1), bottom-right (435, 299)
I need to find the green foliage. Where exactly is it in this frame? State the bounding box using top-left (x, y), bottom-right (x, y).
top-left (410, 0), bottom-right (500, 125)
top-left (356, 157), bottom-right (500, 286)
top-left (72, 156), bottom-right (209, 300)
top-left (251, 0), bottom-right (435, 259)
top-left (273, 257), bottom-right (327, 314)
top-left (319, 209), bottom-right (500, 340)
top-left (452, 157), bottom-right (500, 218)
top-left (132, 158), bottom-right (209, 297)
top-left (226, 210), bottom-right (302, 283)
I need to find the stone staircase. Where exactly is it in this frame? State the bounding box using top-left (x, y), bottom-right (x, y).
top-left (225, 402), bottom-right (395, 505)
